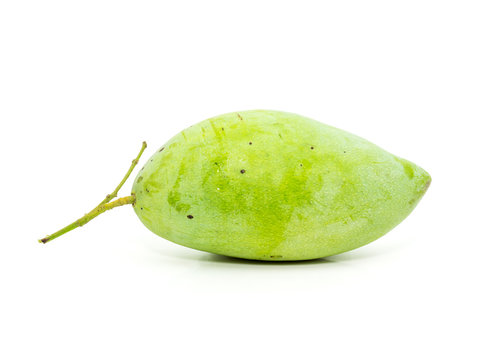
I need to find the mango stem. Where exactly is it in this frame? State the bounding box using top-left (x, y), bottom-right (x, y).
top-left (98, 141), bottom-right (147, 206)
top-left (38, 142), bottom-right (147, 244)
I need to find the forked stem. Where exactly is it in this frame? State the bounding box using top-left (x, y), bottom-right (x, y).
top-left (98, 141), bottom-right (147, 206)
top-left (39, 142), bottom-right (147, 244)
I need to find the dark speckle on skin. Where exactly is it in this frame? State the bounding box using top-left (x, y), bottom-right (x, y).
top-left (187, 215), bottom-right (194, 219)
top-left (240, 169), bottom-right (246, 174)
top-left (137, 176), bottom-right (143, 183)
top-left (159, 147), bottom-right (165, 152)
top-left (249, 142), bottom-right (252, 145)
top-left (311, 146), bottom-right (314, 150)
top-left (140, 207), bottom-right (143, 210)
top-left (146, 188), bottom-right (149, 192)
top-left (344, 151), bottom-right (346, 153)
top-left (300, 164), bottom-right (303, 167)
top-left (221, 127), bottom-right (224, 130)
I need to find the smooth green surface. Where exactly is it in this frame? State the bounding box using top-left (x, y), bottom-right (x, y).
top-left (132, 110), bottom-right (431, 260)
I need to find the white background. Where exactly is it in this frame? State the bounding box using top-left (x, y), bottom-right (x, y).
top-left (1, 1), bottom-right (484, 359)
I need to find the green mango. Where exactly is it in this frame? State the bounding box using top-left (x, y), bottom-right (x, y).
top-left (132, 110), bottom-right (431, 261)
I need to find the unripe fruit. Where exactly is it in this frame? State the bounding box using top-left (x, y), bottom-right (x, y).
top-left (40, 110), bottom-right (431, 261)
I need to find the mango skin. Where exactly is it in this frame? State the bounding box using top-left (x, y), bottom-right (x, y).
top-left (132, 110), bottom-right (431, 261)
